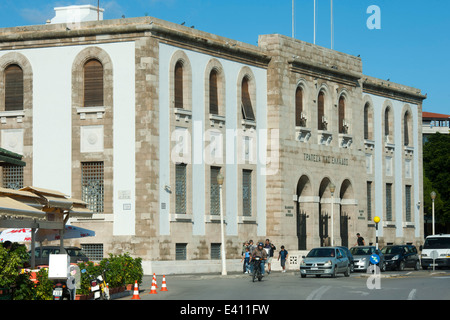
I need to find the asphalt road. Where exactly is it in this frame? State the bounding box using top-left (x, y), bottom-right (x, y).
top-left (119, 269), bottom-right (450, 301)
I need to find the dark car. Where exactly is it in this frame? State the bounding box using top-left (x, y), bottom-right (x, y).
top-left (381, 245), bottom-right (420, 271)
top-left (29, 246), bottom-right (89, 266)
top-left (338, 246), bottom-right (355, 272)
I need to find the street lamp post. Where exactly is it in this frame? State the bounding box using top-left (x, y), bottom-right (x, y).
top-left (374, 216), bottom-right (380, 251)
top-left (217, 172), bottom-right (227, 275)
top-left (431, 191), bottom-right (436, 235)
top-left (329, 183), bottom-right (336, 246)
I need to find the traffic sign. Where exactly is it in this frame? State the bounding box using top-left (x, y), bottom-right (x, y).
top-left (370, 253), bottom-right (380, 265)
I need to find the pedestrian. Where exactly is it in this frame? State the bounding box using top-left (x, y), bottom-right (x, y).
top-left (264, 239), bottom-right (276, 274)
top-left (241, 247), bottom-right (251, 274)
top-left (278, 246), bottom-right (288, 273)
top-left (241, 241), bottom-right (249, 273)
top-left (356, 233), bottom-right (365, 246)
top-left (2, 241), bottom-right (12, 250)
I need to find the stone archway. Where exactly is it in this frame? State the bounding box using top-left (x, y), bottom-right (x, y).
top-left (339, 179), bottom-right (354, 248)
top-left (296, 175), bottom-right (312, 250)
top-left (318, 178), bottom-right (332, 247)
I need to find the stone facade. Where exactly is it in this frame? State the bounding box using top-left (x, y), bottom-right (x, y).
top-left (0, 13), bottom-right (425, 274)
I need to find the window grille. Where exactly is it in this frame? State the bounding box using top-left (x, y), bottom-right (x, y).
top-left (175, 163), bottom-right (187, 214)
top-left (243, 170), bottom-right (252, 216)
top-left (367, 181), bottom-right (372, 221)
top-left (211, 243), bottom-right (221, 260)
top-left (2, 165), bottom-right (23, 190)
top-left (176, 243), bottom-right (187, 260)
top-left (405, 185), bottom-right (412, 222)
top-left (81, 162), bottom-right (104, 213)
top-left (386, 183), bottom-right (392, 221)
top-left (210, 167), bottom-right (221, 215)
top-left (81, 244), bottom-right (103, 261)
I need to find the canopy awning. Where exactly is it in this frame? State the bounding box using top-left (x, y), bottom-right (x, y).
top-left (0, 148), bottom-right (26, 167)
top-left (0, 196), bottom-right (46, 219)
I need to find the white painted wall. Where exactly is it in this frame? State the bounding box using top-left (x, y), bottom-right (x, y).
top-left (0, 41), bottom-right (136, 236)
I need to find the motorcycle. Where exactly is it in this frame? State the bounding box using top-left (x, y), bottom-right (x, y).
top-left (251, 256), bottom-right (263, 282)
top-left (52, 280), bottom-right (70, 300)
top-left (87, 265), bottom-right (110, 300)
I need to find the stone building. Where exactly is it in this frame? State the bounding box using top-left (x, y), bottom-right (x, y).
top-left (0, 6), bottom-right (425, 274)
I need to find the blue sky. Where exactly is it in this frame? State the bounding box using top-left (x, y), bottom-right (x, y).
top-left (0, 0), bottom-right (448, 114)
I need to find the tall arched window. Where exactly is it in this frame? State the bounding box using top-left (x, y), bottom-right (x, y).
top-left (209, 69), bottom-right (218, 115)
top-left (241, 76), bottom-right (255, 121)
top-left (364, 103), bottom-right (372, 140)
top-left (5, 64), bottom-right (24, 111)
top-left (83, 59), bottom-right (104, 107)
top-left (295, 86), bottom-right (304, 127)
top-left (384, 107), bottom-right (392, 143)
top-left (174, 61), bottom-right (184, 109)
top-left (404, 111), bottom-right (412, 146)
top-left (317, 91), bottom-right (326, 130)
top-left (338, 96), bottom-right (346, 133)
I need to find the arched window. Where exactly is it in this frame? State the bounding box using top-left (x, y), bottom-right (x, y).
top-left (404, 111), bottom-right (412, 146)
top-left (5, 64), bottom-right (24, 111)
top-left (174, 61), bottom-right (184, 109)
top-left (83, 59), bottom-right (104, 107)
top-left (209, 69), bottom-right (219, 115)
top-left (364, 103), bottom-right (372, 140)
top-left (317, 91), bottom-right (326, 130)
top-left (241, 76), bottom-right (255, 121)
top-left (384, 107), bottom-right (392, 143)
top-left (295, 86), bottom-right (304, 127)
top-left (338, 96), bottom-right (346, 133)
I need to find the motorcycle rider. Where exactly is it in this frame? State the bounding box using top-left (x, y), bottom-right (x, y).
top-left (251, 242), bottom-right (268, 276)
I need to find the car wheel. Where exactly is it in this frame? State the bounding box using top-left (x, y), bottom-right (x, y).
top-left (344, 266), bottom-right (350, 277)
top-left (301, 274), bottom-right (306, 278)
top-left (380, 261), bottom-right (386, 272)
top-left (398, 261), bottom-right (405, 271)
top-left (331, 266), bottom-right (337, 278)
top-left (414, 261), bottom-right (420, 271)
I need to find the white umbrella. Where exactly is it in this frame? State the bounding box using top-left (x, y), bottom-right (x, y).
top-left (0, 225), bottom-right (95, 243)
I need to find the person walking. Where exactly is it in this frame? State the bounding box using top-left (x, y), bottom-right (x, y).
top-left (241, 247), bottom-right (251, 273)
top-left (278, 246), bottom-right (289, 273)
top-left (264, 239), bottom-right (276, 274)
top-left (356, 233), bottom-right (365, 246)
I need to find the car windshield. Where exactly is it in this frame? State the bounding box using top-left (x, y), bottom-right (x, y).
top-left (307, 248), bottom-right (336, 258)
top-left (423, 237), bottom-right (450, 249)
top-left (350, 247), bottom-right (374, 255)
top-left (381, 246), bottom-right (403, 254)
top-left (66, 249), bottom-right (87, 258)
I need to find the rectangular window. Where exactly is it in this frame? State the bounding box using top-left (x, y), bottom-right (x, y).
top-left (242, 169), bottom-right (252, 217)
top-left (176, 243), bottom-right (187, 260)
top-left (386, 183), bottom-right (392, 221)
top-left (81, 162), bottom-right (104, 213)
top-left (405, 185), bottom-right (412, 222)
top-left (211, 243), bottom-right (221, 260)
top-left (175, 163), bottom-right (187, 214)
top-left (367, 182), bottom-right (372, 221)
top-left (2, 165), bottom-right (24, 190)
top-left (210, 167), bottom-right (221, 216)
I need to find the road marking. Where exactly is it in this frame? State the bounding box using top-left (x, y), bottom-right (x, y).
top-left (306, 286), bottom-right (331, 300)
top-left (407, 289), bottom-right (416, 300)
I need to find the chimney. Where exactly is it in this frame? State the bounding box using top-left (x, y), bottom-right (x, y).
top-left (50, 5), bottom-right (104, 24)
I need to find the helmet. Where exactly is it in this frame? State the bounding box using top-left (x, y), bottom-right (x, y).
top-left (258, 242), bottom-right (263, 247)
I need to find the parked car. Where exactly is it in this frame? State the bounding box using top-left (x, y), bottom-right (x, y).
top-left (337, 246), bottom-right (354, 272)
top-left (350, 246), bottom-right (386, 272)
top-left (381, 245), bottom-right (420, 271)
top-left (29, 246), bottom-right (89, 266)
top-left (420, 234), bottom-right (450, 270)
top-left (300, 247), bottom-right (351, 278)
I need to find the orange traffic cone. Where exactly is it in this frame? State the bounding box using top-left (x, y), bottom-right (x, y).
top-left (131, 281), bottom-right (141, 300)
top-left (153, 273), bottom-right (158, 288)
top-left (149, 278), bottom-right (158, 294)
top-left (160, 275), bottom-right (168, 292)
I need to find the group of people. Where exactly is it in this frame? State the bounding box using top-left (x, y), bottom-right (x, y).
top-left (241, 239), bottom-right (289, 276)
